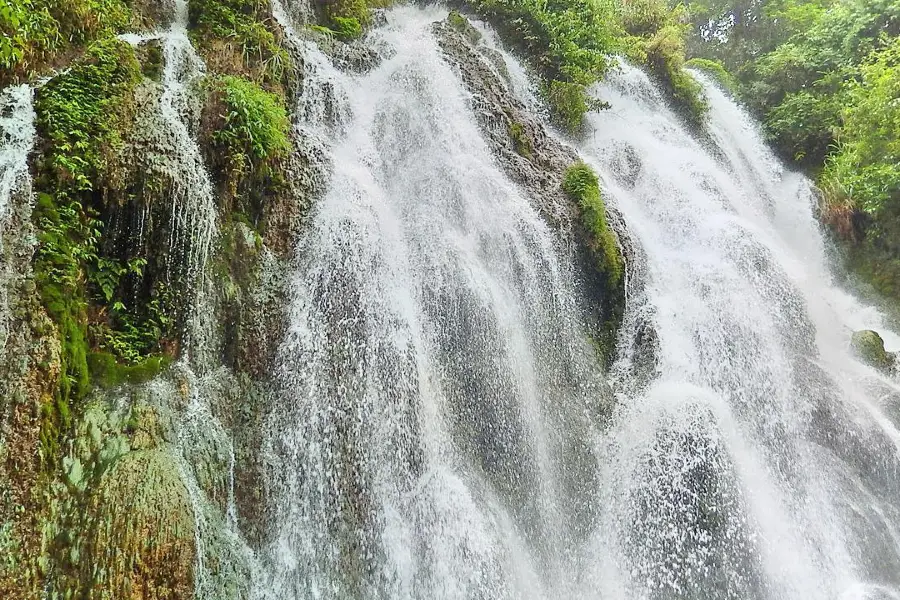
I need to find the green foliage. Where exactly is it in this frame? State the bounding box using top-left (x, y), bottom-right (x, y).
top-left (642, 22), bottom-right (709, 126)
top-left (188, 0), bottom-right (292, 87)
top-left (685, 57), bottom-right (739, 93)
top-left (822, 38), bottom-right (900, 214)
top-left (685, 0), bottom-right (900, 301)
top-left (211, 75), bottom-right (291, 169)
top-left (562, 162), bottom-right (623, 285)
top-left (323, 0), bottom-right (370, 39)
top-left (468, 0), bottom-right (621, 131)
top-left (33, 39), bottom-right (143, 410)
top-left (0, 0), bottom-right (133, 84)
top-left (448, 10), bottom-right (483, 43)
top-left (32, 38), bottom-right (173, 446)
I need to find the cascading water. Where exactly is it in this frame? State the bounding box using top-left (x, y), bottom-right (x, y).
top-left (578, 64), bottom-right (900, 599)
top-left (250, 6), bottom-right (900, 598)
top-left (0, 85), bottom-right (35, 351)
top-left (263, 7), bottom-right (609, 599)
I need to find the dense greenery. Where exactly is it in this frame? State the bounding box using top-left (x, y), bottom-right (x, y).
top-left (188, 0), bottom-right (293, 88)
top-left (0, 0), bottom-right (130, 81)
top-left (684, 0), bottom-right (900, 299)
top-left (32, 38), bottom-right (174, 459)
top-left (203, 74), bottom-right (292, 221)
top-left (465, 0), bottom-right (708, 130)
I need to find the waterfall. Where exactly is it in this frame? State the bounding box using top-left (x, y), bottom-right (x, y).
top-left (578, 63), bottom-right (900, 599)
top-left (0, 85), bottom-right (35, 351)
top-left (5, 3), bottom-right (900, 598)
top-left (263, 7), bottom-right (608, 599)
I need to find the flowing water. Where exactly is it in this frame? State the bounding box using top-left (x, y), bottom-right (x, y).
top-left (263, 7), bottom-right (607, 599)
top-left (256, 7), bottom-right (900, 600)
top-left (5, 3), bottom-right (900, 599)
top-left (0, 85), bottom-right (34, 351)
top-left (579, 65), bottom-right (900, 599)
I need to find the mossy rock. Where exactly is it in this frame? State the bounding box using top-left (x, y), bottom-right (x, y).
top-left (81, 448), bottom-right (195, 599)
top-left (448, 11), bottom-right (482, 45)
top-left (851, 330), bottom-right (896, 372)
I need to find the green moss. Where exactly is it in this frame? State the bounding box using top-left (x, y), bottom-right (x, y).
top-left (546, 80), bottom-right (610, 132)
top-left (331, 16), bottom-right (363, 40)
top-left (87, 353), bottom-right (172, 389)
top-left (324, 0), bottom-right (370, 39)
top-left (67, 449), bottom-right (196, 599)
top-left (685, 57), bottom-right (739, 95)
top-left (851, 330), bottom-right (895, 372)
top-left (32, 39), bottom-right (175, 462)
top-left (188, 0), bottom-right (293, 88)
top-left (448, 10), bottom-right (482, 44)
top-left (562, 162), bottom-right (623, 285)
top-left (33, 39), bottom-right (142, 410)
top-left (508, 121), bottom-right (533, 158)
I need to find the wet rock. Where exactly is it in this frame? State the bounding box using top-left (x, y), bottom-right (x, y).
top-left (851, 330), bottom-right (896, 372)
top-left (432, 16), bottom-right (576, 228)
top-left (82, 448), bottom-right (196, 599)
top-left (132, 0), bottom-right (177, 30)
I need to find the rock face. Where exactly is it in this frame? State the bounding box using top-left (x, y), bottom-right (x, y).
top-left (851, 329), bottom-right (896, 372)
top-left (432, 13), bottom-right (628, 363)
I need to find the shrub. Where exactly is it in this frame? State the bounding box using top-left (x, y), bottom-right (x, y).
top-left (469, 0), bottom-right (621, 131)
top-left (644, 24), bottom-right (708, 126)
top-left (210, 74), bottom-right (291, 168)
top-left (0, 0), bottom-right (133, 85)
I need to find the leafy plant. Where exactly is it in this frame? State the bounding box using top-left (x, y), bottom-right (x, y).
top-left (211, 74), bottom-right (292, 167)
top-left (188, 0), bottom-right (293, 87)
top-left (0, 0), bottom-right (132, 84)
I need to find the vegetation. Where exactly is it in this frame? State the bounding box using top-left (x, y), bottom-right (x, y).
top-left (32, 38), bottom-right (178, 461)
top-left (619, 0), bottom-right (709, 126)
top-left (685, 57), bottom-right (740, 94)
top-left (188, 0), bottom-right (293, 89)
top-left (0, 0), bottom-right (134, 85)
top-left (562, 162), bottom-right (623, 285)
top-left (203, 74), bottom-right (292, 219)
top-left (684, 0), bottom-right (900, 300)
top-left (465, 0), bottom-right (709, 131)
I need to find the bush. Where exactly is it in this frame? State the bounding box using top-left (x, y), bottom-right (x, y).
top-left (821, 38), bottom-right (900, 215)
top-left (469, 0), bottom-right (621, 131)
top-left (644, 24), bottom-right (708, 126)
top-left (211, 74), bottom-right (291, 168)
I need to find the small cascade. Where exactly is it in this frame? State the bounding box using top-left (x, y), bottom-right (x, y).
top-left (158, 0), bottom-right (217, 333)
top-left (0, 85), bottom-right (35, 351)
